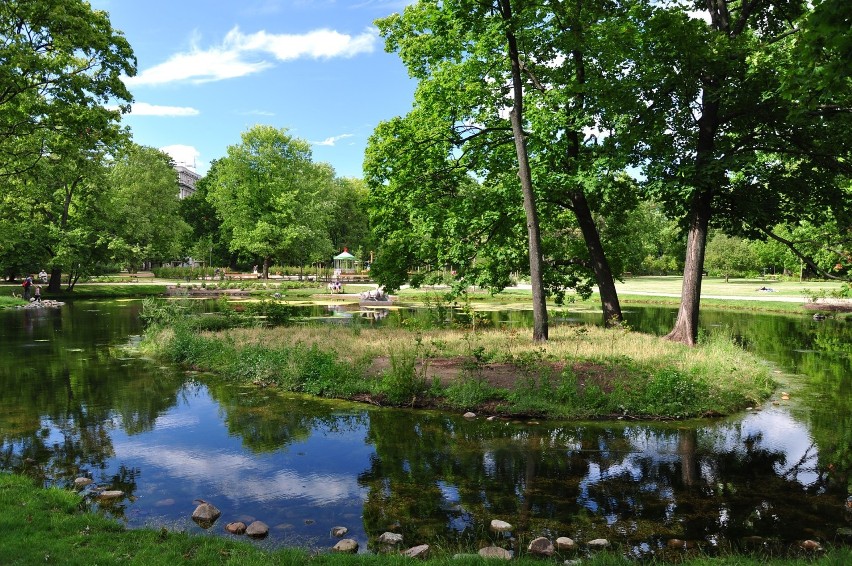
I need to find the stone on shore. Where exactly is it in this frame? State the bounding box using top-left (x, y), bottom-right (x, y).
top-left (556, 536), bottom-right (576, 551)
top-left (225, 522), bottom-right (247, 535)
top-left (587, 538), bottom-right (610, 549)
top-left (528, 536), bottom-right (554, 556)
top-left (478, 546), bottom-right (512, 560)
top-left (245, 521), bottom-right (269, 538)
top-left (333, 539), bottom-right (359, 553)
top-left (490, 519), bottom-right (512, 532)
top-left (403, 544), bottom-right (430, 559)
top-left (378, 531), bottom-right (404, 546)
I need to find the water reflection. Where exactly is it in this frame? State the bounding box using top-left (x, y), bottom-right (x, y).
top-left (0, 300), bottom-right (849, 555)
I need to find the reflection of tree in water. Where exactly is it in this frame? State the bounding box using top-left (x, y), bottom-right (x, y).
top-left (0, 302), bottom-right (183, 495)
top-left (207, 382), bottom-right (367, 453)
top-left (358, 414), bottom-right (849, 554)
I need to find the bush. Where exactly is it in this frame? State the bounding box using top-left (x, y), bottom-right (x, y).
top-left (379, 349), bottom-right (430, 405)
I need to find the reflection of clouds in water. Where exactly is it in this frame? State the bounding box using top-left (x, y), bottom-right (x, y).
top-left (724, 407), bottom-right (818, 486)
top-left (153, 413), bottom-right (200, 430)
top-left (114, 441), bottom-right (365, 506)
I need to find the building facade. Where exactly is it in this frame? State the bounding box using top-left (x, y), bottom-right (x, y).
top-left (176, 165), bottom-right (200, 199)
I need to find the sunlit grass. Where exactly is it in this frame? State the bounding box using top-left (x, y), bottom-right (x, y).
top-left (144, 322), bottom-right (775, 418)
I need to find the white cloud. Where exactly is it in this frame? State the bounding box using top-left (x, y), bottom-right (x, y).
top-left (311, 133), bottom-right (354, 147)
top-left (128, 26), bottom-right (378, 87)
top-left (161, 144), bottom-right (201, 169)
top-left (237, 109), bottom-right (276, 116)
top-left (129, 102), bottom-right (200, 116)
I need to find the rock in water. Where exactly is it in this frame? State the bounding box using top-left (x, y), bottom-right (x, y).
top-left (191, 501), bottom-right (221, 528)
top-left (245, 520), bottom-right (269, 538)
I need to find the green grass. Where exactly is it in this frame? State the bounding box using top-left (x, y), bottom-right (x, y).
top-left (1, 473), bottom-right (848, 566)
top-left (140, 309), bottom-right (775, 419)
top-left (0, 295), bottom-right (28, 308)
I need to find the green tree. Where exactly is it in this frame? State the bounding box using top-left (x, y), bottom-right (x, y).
top-left (704, 233), bottom-right (759, 282)
top-left (327, 177), bottom-right (371, 260)
top-left (373, 0), bottom-right (652, 338)
top-left (0, 0), bottom-right (135, 176)
top-left (105, 144), bottom-right (190, 271)
top-left (618, 2), bottom-right (851, 345)
top-left (179, 160), bottom-right (233, 271)
top-left (206, 125), bottom-right (333, 277)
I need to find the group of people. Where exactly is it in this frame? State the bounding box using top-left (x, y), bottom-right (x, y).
top-left (21, 273), bottom-right (42, 302)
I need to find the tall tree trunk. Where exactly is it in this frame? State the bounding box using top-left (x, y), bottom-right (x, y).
top-left (665, 186), bottom-right (712, 346)
top-left (502, 0), bottom-right (548, 341)
top-left (665, 87), bottom-right (719, 345)
top-left (569, 190), bottom-right (623, 325)
top-left (561, 9), bottom-right (623, 326)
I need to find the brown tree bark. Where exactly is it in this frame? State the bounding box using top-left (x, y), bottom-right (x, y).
top-left (665, 87), bottom-right (719, 345)
top-left (570, 189), bottom-right (623, 325)
top-left (502, 0), bottom-right (548, 341)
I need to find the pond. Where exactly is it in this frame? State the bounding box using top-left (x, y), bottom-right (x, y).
top-left (1, 299), bottom-right (849, 558)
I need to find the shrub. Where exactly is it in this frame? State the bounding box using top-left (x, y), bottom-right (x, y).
top-left (379, 349), bottom-right (430, 405)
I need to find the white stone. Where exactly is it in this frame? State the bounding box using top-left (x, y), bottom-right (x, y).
top-left (556, 536), bottom-right (576, 550)
top-left (490, 519), bottom-right (512, 532)
top-left (478, 546), bottom-right (512, 560)
top-left (378, 531), bottom-right (404, 545)
top-left (587, 538), bottom-right (610, 548)
top-left (333, 539), bottom-right (359, 553)
top-left (331, 526), bottom-right (348, 538)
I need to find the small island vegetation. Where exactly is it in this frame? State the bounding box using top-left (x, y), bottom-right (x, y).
top-left (140, 295), bottom-right (775, 420)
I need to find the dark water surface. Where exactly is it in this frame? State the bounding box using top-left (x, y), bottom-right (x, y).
top-left (1, 299), bottom-right (850, 557)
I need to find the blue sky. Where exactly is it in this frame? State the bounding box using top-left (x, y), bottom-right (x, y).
top-left (91, 0), bottom-right (417, 178)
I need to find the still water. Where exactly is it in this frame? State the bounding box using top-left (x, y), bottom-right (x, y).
top-left (1, 300), bottom-right (849, 557)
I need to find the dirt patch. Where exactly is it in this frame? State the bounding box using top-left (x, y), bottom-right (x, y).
top-left (803, 300), bottom-right (852, 313)
top-left (367, 356), bottom-right (630, 393)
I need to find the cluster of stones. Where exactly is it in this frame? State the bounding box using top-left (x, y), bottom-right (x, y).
top-left (75, 477), bottom-right (125, 502)
top-left (481, 518), bottom-right (612, 561)
top-left (19, 299), bottom-right (64, 309)
top-left (186, 500), bottom-right (270, 538)
top-left (331, 528), bottom-right (430, 558)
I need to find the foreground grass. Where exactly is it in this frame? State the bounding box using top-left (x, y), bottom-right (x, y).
top-left (2, 474), bottom-right (847, 566)
top-left (141, 313), bottom-right (775, 419)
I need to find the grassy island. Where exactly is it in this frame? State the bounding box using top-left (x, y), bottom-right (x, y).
top-left (141, 299), bottom-right (776, 420)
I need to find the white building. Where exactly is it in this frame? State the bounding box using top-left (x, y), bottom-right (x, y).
top-left (176, 165), bottom-right (200, 199)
